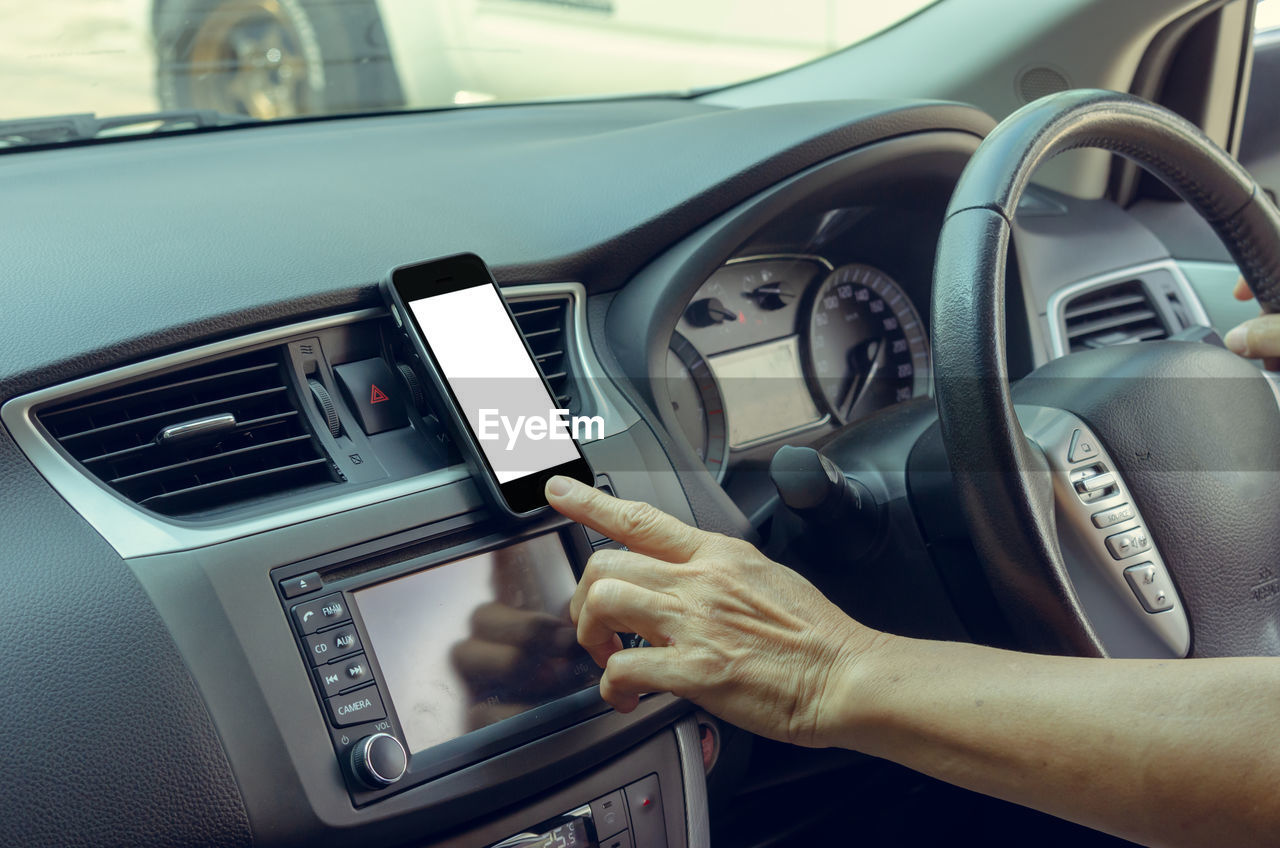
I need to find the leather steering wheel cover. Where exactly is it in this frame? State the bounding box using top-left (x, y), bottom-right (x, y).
top-left (933, 89), bottom-right (1280, 656)
top-left (934, 207), bottom-right (1106, 656)
top-left (947, 89), bottom-right (1280, 311)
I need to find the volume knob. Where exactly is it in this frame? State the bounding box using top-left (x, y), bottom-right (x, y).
top-left (349, 733), bottom-right (407, 789)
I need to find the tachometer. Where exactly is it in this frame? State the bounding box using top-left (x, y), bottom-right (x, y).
top-left (806, 263), bottom-right (930, 424)
top-left (666, 333), bottom-right (729, 479)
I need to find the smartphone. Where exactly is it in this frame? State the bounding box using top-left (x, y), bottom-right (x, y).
top-left (383, 254), bottom-right (594, 517)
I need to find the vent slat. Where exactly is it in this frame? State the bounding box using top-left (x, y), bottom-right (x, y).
top-left (108, 434), bottom-right (315, 486)
top-left (56, 386), bottom-right (287, 441)
top-left (138, 458), bottom-right (330, 508)
top-left (80, 410), bottom-right (299, 465)
top-left (1079, 327), bottom-right (1168, 348)
top-left (510, 304), bottom-right (561, 319)
top-left (508, 294), bottom-right (580, 416)
top-left (43, 362), bottom-right (279, 419)
top-left (37, 348), bottom-right (333, 517)
top-left (1065, 309), bottom-right (1159, 340)
top-left (520, 327), bottom-right (561, 342)
top-left (1062, 280), bottom-right (1169, 355)
top-left (1063, 292), bottom-right (1148, 320)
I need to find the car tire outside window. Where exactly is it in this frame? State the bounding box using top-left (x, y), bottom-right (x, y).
top-left (152, 0), bottom-right (403, 120)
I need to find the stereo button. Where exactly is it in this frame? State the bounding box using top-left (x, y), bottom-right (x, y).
top-left (1106, 527), bottom-right (1152, 560)
top-left (281, 571), bottom-right (322, 599)
top-left (293, 593), bottom-right (350, 635)
top-left (315, 653), bottom-right (370, 697)
top-left (1092, 503), bottom-right (1135, 529)
top-left (305, 626), bottom-right (362, 666)
top-left (327, 686), bottom-right (385, 727)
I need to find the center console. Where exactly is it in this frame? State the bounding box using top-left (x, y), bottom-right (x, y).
top-left (274, 515), bottom-right (612, 804)
top-left (253, 493), bottom-right (703, 847)
top-left (46, 293), bottom-right (716, 847)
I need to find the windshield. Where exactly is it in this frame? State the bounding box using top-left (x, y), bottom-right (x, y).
top-left (2, 0), bottom-right (937, 136)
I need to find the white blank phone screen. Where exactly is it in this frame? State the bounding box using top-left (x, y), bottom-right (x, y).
top-left (409, 284), bottom-right (578, 483)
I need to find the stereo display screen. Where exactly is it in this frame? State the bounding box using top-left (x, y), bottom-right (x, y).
top-left (353, 533), bottom-right (600, 755)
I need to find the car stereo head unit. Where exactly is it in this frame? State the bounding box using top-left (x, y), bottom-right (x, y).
top-left (272, 516), bottom-right (609, 804)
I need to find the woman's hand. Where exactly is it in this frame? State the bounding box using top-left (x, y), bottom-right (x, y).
top-left (1224, 277), bottom-right (1280, 370)
top-left (546, 475), bottom-right (884, 748)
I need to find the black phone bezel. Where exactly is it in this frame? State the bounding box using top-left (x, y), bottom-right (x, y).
top-left (387, 253), bottom-right (593, 516)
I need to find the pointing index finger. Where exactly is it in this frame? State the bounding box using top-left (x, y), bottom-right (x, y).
top-left (546, 476), bottom-right (706, 561)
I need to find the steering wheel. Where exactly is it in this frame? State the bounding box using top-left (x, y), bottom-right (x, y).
top-left (932, 89), bottom-right (1280, 659)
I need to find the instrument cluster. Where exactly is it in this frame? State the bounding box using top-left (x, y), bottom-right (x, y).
top-left (666, 254), bottom-right (931, 479)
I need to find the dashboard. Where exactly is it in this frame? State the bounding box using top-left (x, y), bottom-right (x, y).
top-left (0, 92), bottom-right (1243, 848)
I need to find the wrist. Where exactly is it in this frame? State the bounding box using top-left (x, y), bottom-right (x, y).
top-left (811, 622), bottom-right (904, 749)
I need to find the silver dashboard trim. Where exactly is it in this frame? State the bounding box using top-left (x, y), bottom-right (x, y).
top-left (674, 715), bottom-right (711, 848)
top-left (725, 252), bottom-right (835, 271)
top-left (1045, 259), bottom-right (1213, 359)
top-left (2, 283), bottom-right (635, 559)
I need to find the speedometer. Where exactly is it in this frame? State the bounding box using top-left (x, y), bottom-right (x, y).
top-left (806, 263), bottom-right (930, 424)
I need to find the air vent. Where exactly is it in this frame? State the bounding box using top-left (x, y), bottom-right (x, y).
top-left (37, 348), bottom-right (334, 516)
top-left (1061, 280), bottom-right (1170, 353)
top-left (509, 295), bottom-right (581, 414)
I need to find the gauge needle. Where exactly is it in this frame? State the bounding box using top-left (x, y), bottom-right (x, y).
top-left (743, 283), bottom-right (794, 299)
top-left (743, 283), bottom-right (795, 310)
top-left (837, 337), bottom-right (885, 420)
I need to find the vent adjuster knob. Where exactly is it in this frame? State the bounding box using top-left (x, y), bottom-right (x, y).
top-left (307, 378), bottom-right (341, 438)
top-left (395, 361), bottom-right (426, 413)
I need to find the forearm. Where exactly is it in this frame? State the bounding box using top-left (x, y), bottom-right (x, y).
top-left (833, 635), bottom-right (1280, 848)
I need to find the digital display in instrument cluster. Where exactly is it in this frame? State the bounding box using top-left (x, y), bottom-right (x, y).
top-left (707, 336), bottom-right (823, 447)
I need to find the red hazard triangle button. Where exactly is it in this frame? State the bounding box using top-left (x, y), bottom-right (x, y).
top-left (333, 360), bottom-right (408, 435)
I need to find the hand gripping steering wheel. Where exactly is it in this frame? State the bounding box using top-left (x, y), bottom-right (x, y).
top-left (932, 89), bottom-right (1280, 658)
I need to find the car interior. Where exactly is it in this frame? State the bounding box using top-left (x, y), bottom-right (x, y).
top-left (2, 0), bottom-right (1278, 845)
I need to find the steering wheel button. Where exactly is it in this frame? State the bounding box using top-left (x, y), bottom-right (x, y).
top-left (1124, 562), bottom-right (1176, 613)
top-left (1074, 472), bottom-right (1116, 494)
top-left (1073, 470), bottom-right (1118, 503)
top-left (1091, 503), bottom-right (1135, 528)
top-left (1067, 428), bottom-right (1100, 463)
top-left (1106, 528), bottom-right (1152, 560)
